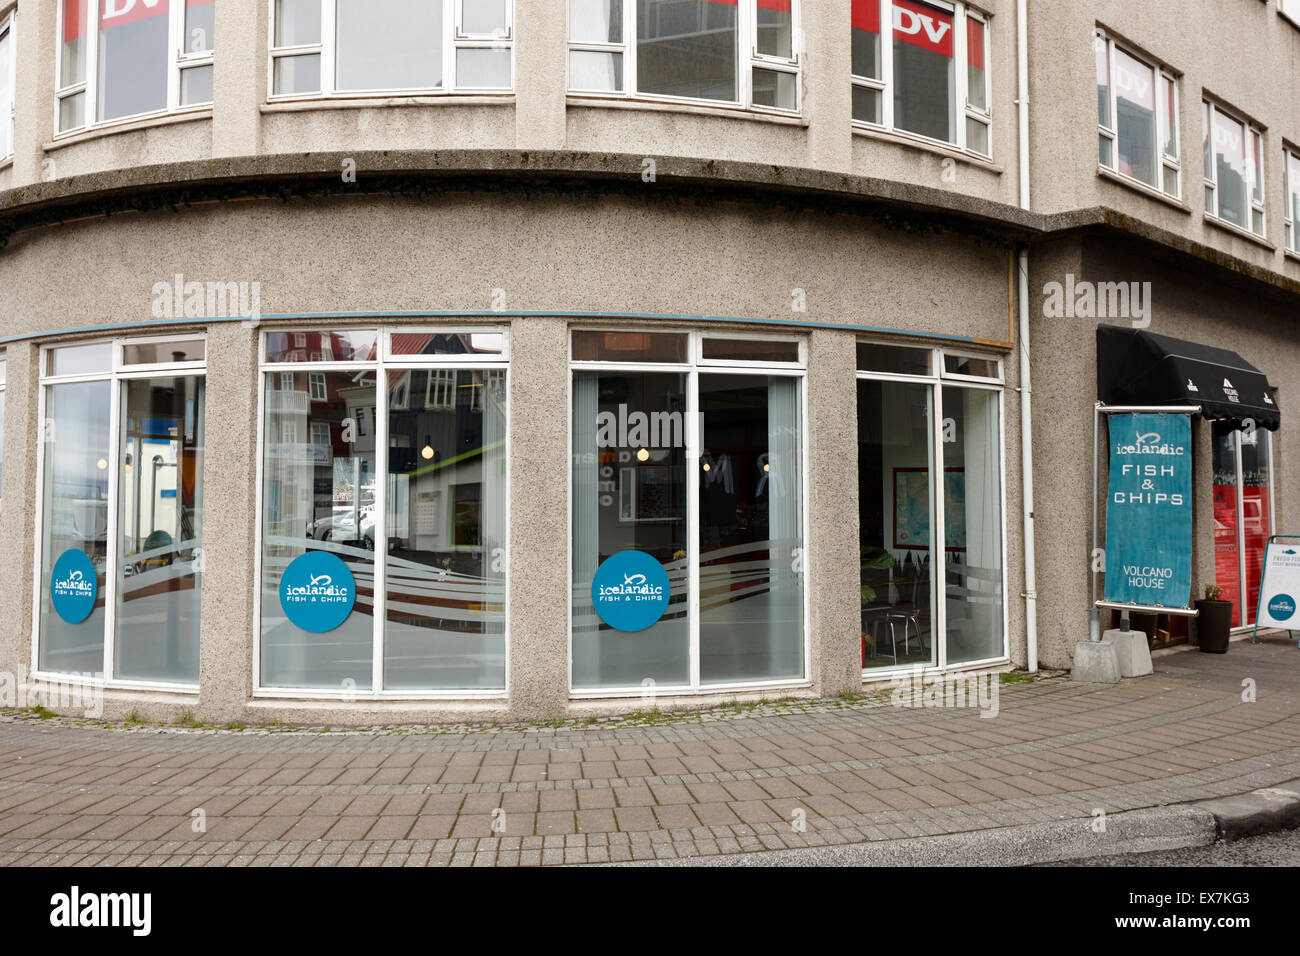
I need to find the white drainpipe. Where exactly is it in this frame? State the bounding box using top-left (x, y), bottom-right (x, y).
top-left (1016, 0), bottom-right (1038, 672)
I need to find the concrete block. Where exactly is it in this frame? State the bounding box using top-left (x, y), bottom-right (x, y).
top-left (1104, 628), bottom-right (1153, 678)
top-left (1071, 640), bottom-right (1121, 684)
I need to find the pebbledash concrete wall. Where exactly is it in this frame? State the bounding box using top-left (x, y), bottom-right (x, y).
top-left (0, 0), bottom-right (1296, 721)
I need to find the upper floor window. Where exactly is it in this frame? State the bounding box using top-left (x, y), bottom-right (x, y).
top-left (1285, 148), bottom-right (1300, 254)
top-left (1204, 99), bottom-right (1265, 237)
top-left (56, 1), bottom-right (216, 134)
top-left (1095, 31), bottom-right (1179, 198)
top-left (851, 0), bottom-right (991, 157)
top-left (568, 0), bottom-right (800, 113)
top-left (271, 0), bottom-right (513, 98)
top-left (1281, 0), bottom-right (1300, 28)
top-left (0, 13), bottom-right (14, 159)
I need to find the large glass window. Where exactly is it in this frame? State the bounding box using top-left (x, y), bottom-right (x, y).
top-left (1213, 423), bottom-right (1276, 629)
top-left (56, 0), bottom-right (216, 134)
top-left (569, 0), bottom-right (799, 112)
top-left (570, 331), bottom-right (806, 694)
top-left (271, 0), bottom-right (512, 97)
top-left (852, 0), bottom-right (990, 156)
top-left (37, 340), bottom-right (207, 685)
top-left (259, 328), bottom-right (508, 695)
top-left (1095, 32), bottom-right (1179, 198)
top-left (1204, 100), bottom-right (1265, 237)
top-left (856, 344), bottom-right (1005, 673)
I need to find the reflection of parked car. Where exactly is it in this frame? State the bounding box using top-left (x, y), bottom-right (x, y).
top-left (308, 506), bottom-right (378, 548)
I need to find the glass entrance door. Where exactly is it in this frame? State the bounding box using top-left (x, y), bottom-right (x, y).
top-left (1212, 423), bottom-right (1275, 628)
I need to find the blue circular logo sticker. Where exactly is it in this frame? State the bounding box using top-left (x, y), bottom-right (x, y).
top-left (50, 549), bottom-right (98, 624)
top-left (592, 550), bottom-right (671, 632)
top-left (280, 551), bottom-right (357, 633)
top-left (1268, 593), bottom-right (1296, 622)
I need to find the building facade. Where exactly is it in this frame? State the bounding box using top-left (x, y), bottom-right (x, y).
top-left (0, 0), bottom-right (1294, 723)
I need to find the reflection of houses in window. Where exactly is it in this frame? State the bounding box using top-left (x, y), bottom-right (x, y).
top-left (309, 372), bottom-right (327, 401)
top-left (467, 370), bottom-right (484, 412)
top-left (390, 371), bottom-right (411, 410)
top-left (426, 369), bottom-right (457, 410)
top-left (311, 421), bottom-right (331, 448)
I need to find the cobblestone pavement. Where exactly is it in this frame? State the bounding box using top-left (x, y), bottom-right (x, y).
top-left (2, 634), bottom-right (1298, 867)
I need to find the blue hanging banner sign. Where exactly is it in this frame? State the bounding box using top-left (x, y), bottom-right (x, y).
top-left (591, 550), bottom-right (671, 632)
top-left (279, 551), bottom-right (357, 633)
top-left (50, 549), bottom-right (99, 624)
top-left (1104, 412), bottom-right (1193, 608)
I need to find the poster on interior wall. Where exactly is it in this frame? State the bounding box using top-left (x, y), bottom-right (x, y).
top-left (894, 468), bottom-right (965, 550)
top-left (1255, 535), bottom-right (1300, 631)
top-left (1103, 413), bottom-right (1193, 608)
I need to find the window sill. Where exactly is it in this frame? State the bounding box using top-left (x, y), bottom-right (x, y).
top-left (852, 123), bottom-right (1002, 172)
top-left (0, 154), bottom-right (12, 173)
top-left (1203, 213), bottom-right (1276, 251)
top-left (45, 107), bottom-right (213, 153)
top-left (1283, 247), bottom-right (1300, 265)
top-left (567, 94), bottom-right (808, 128)
top-left (262, 93), bottom-right (516, 113)
top-left (1097, 166), bottom-right (1190, 213)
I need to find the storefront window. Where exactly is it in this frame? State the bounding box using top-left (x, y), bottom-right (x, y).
top-left (259, 328), bottom-right (508, 695)
top-left (38, 339), bottom-right (207, 684)
top-left (115, 376), bottom-right (205, 683)
top-left (570, 0), bottom-right (799, 111)
top-left (57, 0), bottom-right (217, 133)
top-left (856, 345), bottom-right (1005, 673)
top-left (571, 331), bottom-right (805, 693)
top-left (852, 0), bottom-right (989, 155)
top-left (1214, 423), bottom-right (1275, 629)
top-left (271, 0), bottom-right (512, 97)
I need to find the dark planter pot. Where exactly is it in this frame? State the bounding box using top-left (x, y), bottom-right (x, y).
top-left (1195, 599), bottom-right (1233, 653)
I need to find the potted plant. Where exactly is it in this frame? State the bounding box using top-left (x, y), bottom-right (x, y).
top-left (1195, 584), bottom-right (1233, 654)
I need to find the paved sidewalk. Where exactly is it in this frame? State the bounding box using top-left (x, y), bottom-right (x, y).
top-left (1, 633), bottom-right (1298, 867)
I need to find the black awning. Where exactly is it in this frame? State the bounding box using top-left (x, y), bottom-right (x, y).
top-left (1097, 325), bottom-right (1280, 430)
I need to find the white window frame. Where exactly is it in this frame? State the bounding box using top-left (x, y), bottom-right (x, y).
top-left (308, 371), bottom-right (327, 401)
top-left (1203, 99), bottom-right (1266, 238)
top-left (54, 0), bottom-right (213, 136)
top-left (310, 419), bottom-right (331, 448)
top-left (425, 368), bottom-right (457, 410)
top-left (1286, 147), bottom-right (1300, 254)
top-left (32, 334), bottom-right (209, 693)
top-left (254, 326), bottom-right (511, 699)
top-left (0, 12), bottom-right (15, 160)
top-left (268, 0), bottom-right (514, 101)
top-left (567, 0), bottom-right (802, 115)
top-left (854, 341), bottom-right (1009, 677)
top-left (851, 0), bottom-right (992, 157)
top-left (1281, 0), bottom-right (1300, 28)
top-left (1095, 31), bottom-right (1180, 199)
top-left (567, 327), bottom-right (810, 698)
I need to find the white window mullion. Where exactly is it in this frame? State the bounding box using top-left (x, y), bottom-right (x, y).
top-left (954, 12), bottom-right (968, 151)
top-left (931, 373), bottom-right (947, 670)
top-left (321, 0), bottom-right (337, 96)
top-left (86, 4), bottom-right (100, 126)
top-left (444, 0), bottom-right (456, 91)
top-left (739, 0), bottom-right (752, 107)
top-left (373, 363), bottom-right (388, 693)
top-left (881, 0), bottom-right (894, 131)
top-left (687, 365), bottom-right (701, 690)
top-left (102, 376), bottom-right (123, 681)
top-left (167, 2), bottom-right (181, 111)
top-left (624, 0), bottom-right (636, 98)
